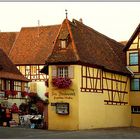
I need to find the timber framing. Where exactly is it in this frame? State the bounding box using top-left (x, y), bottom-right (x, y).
top-left (80, 65), bottom-right (129, 105)
top-left (103, 72), bottom-right (128, 105)
top-left (17, 65), bottom-right (47, 81)
top-left (81, 66), bottom-right (103, 93)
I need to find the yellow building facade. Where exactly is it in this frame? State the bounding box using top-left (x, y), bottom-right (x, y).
top-left (125, 25), bottom-right (140, 127)
top-left (48, 65), bottom-right (131, 130)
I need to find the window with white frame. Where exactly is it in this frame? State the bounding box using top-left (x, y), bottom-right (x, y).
top-left (129, 52), bottom-right (138, 65)
top-left (57, 66), bottom-right (68, 78)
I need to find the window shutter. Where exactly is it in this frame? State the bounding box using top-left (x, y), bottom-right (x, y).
top-left (68, 65), bottom-right (74, 79)
top-left (52, 66), bottom-right (57, 78)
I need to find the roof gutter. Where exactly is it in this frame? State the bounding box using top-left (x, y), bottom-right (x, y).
top-left (126, 66), bottom-right (134, 77)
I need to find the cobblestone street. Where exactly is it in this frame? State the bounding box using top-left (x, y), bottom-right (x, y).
top-left (0, 127), bottom-right (140, 139)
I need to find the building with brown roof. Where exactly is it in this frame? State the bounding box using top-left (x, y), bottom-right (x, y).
top-left (42, 18), bottom-right (132, 130)
top-left (0, 48), bottom-right (29, 106)
top-left (8, 25), bottom-right (60, 99)
top-left (124, 23), bottom-right (140, 127)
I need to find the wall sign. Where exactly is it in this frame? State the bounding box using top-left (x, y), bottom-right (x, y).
top-left (56, 103), bottom-right (69, 115)
top-left (52, 89), bottom-right (75, 100)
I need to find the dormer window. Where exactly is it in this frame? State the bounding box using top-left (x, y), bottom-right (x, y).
top-left (61, 40), bottom-right (66, 49)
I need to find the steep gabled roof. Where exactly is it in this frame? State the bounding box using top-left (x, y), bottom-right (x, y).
top-left (9, 25), bottom-right (60, 65)
top-left (46, 19), bottom-right (130, 76)
top-left (124, 23), bottom-right (140, 51)
top-left (0, 32), bottom-right (18, 55)
top-left (0, 48), bottom-right (29, 81)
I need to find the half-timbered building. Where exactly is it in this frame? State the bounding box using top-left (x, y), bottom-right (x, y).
top-left (0, 48), bottom-right (29, 106)
top-left (124, 24), bottom-right (140, 127)
top-left (7, 25), bottom-right (60, 99)
top-left (42, 18), bottom-right (132, 130)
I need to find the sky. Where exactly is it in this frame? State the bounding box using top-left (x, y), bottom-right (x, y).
top-left (0, 2), bottom-right (139, 41)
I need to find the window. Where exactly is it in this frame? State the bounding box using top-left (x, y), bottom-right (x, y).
top-left (131, 106), bottom-right (140, 114)
top-left (6, 80), bottom-right (11, 90)
top-left (61, 40), bottom-right (66, 49)
top-left (14, 81), bottom-right (21, 91)
top-left (57, 66), bottom-right (68, 78)
top-left (131, 78), bottom-right (140, 91)
top-left (129, 53), bottom-right (138, 65)
top-left (52, 65), bottom-right (74, 79)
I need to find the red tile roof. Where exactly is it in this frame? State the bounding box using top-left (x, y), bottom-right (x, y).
top-left (9, 25), bottom-right (60, 65)
top-left (46, 19), bottom-right (131, 76)
top-left (0, 48), bottom-right (29, 81)
top-left (0, 32), bottom-right (18, 55)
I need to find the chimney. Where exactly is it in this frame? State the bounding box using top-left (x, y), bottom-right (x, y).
top-left (79, 18), bottom-right (83, 23)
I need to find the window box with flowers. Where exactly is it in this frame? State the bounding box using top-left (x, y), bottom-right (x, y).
top-left (11, 90), bottom-right (18, 96)
top-left (5, 90), bottom-right (18, 98)
top-left (5, 90), bottom-right (12, 97)
top-left (21, 91), bottom-right (28, 98)
top-left (52, 77), bottom-right (72, 89)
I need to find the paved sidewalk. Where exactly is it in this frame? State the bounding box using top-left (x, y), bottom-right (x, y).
top-left (0, 126), bottom-right (140, 139)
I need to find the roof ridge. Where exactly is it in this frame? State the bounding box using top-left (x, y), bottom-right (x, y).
top-left (8, 32), bottom-right (20, 56)
top-left (46, 21), bottom-right (64, 63)
top-left (21, 24), bottom-right (61, 29)
top-left (66, 19), bottom-right (80, 61)
top-left (0, 32), bottom-right (18, 33)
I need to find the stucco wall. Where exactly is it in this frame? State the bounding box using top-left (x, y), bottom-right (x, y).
top-left (48, 65), bottom-right (79, 130)
top-left (48, 65), bottom-right (131, 130)
top-left (78, 66), bottom-right (131, 129)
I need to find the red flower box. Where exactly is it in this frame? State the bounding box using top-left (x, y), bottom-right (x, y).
top-left (52, 77), bottom-right (72, 88)
top-left (21, 91), bottom-right (28, 97)
top-left (11, 91), bottom-right (18, 96)
top-left (5, 90), bottom-right (12, 97)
